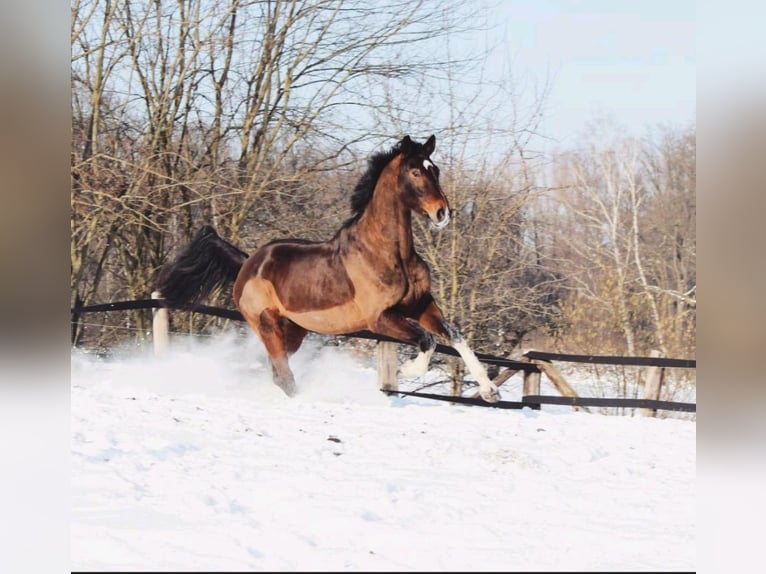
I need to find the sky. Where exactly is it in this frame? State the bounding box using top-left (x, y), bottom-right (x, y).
top-left (71, 333), bottom-right (695, 571)
top-left (483, 0), bottom-right (695, 148)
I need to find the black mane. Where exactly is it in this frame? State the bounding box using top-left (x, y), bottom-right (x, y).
top-left (346, 137), bottom-right (429, 224)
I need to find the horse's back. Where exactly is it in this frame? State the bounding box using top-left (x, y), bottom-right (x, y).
top-left (234, 238), bottom-right (361, 329)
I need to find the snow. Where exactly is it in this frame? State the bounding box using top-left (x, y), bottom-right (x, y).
top-left (71, 333), bottom-right (695, 571)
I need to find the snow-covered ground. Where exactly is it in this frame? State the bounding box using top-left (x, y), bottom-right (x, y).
top-left (71, 333), bottom-right (695, 571)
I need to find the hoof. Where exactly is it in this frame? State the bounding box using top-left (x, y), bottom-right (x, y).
top-left (479, 383), bottom-right (500, 403)
top-left (276, 380), bottom-right (297, 397)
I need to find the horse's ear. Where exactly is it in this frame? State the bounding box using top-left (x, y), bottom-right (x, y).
top-left (400, 135), bottom-right (413, 155)
top-left (424, 134), bottom-right (436, 156)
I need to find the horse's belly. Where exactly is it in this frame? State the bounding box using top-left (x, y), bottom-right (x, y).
top-left (286, 301), bottom-right (368, 335)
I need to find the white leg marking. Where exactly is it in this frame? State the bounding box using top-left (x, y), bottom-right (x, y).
top-left (452, 339), bottom-right (500, 402)
top-left (400, 348), bottom-right (434, 378)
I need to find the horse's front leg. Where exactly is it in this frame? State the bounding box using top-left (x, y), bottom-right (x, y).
top-left (371, 309), bottom-right (436, 376)
top-left (416, 301), bottom-right (500, 403)
top-left (400, 343), bottom-right (436, 379)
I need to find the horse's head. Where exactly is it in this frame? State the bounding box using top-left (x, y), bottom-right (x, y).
top-left (397, 135), bottom-right (451, 229)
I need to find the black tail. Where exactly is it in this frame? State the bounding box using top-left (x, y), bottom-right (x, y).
top-left (155, 225), bottom-right (249, 308)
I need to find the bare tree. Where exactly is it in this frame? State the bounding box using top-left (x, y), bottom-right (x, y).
top-left (546, 120), bottom-right (695, 358)
top-left (641, 124), bottom-right (696, 356)
top-left (70, 0), bottom-right (489, 346)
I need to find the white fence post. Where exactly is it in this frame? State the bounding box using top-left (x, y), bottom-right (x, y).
top-left (377, 341), bottom-right (398, 392)
top-left (151, 291), bottom-right (169, 355)
top-left (640, 349), bottom-right (665, 417)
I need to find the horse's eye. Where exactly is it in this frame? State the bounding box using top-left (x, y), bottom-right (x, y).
top-left (411, 169), bottom-right (421, 178)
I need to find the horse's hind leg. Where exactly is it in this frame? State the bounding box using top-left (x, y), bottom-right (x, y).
top-left (245, 308), bottom-right (299, 397)
top-left (281, 318), bottom-right (308, 356)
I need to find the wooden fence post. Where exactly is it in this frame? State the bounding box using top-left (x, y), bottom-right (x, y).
top-left (523, 368), bottom-right (541, 396)
top-left (151, 291), bottom-right (169, 356)
top-left (530, 358), bottom-right (589, 412)
top-left (522, 368), bottom-right (542, 409)
top-left (640, 349), bottom-right (665, 417)
top-left (377, 341), bottom-right (398, 392)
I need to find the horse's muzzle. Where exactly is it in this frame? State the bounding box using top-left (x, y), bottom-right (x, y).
top-left (432, 207), bottom-right (451, 230)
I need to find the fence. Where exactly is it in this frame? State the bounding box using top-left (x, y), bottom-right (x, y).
top-left (71, 296), bottom-right (696, 416)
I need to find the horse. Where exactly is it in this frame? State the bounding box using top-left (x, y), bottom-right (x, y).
top-left (155, 135), bottom-right (500, 402)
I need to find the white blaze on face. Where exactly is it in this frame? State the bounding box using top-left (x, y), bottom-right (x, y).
top-left (422, 159), bottom-right (434, 172)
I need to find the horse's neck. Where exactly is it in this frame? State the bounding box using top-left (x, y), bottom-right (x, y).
top-left (359, 178), bottom-right (414, 260)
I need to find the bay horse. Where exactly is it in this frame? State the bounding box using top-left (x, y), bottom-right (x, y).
top-left (155, 135), bottom-right (500, 402)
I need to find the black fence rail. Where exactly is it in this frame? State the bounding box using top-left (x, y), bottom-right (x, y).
top-left (71, 298), bottom-right (696, 414)
top-left (524, 350), bottom-right (695, 369)
top-left (71, 298), bottom-right (537, 372)
top-left (518, 349), bottom-right (695, 414)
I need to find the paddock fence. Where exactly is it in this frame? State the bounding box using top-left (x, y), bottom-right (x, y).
top-left (71, 296), bottom-right (696, 416)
